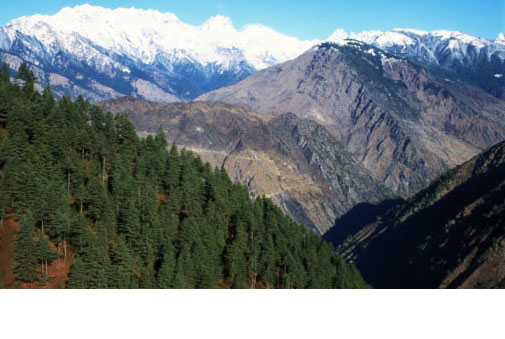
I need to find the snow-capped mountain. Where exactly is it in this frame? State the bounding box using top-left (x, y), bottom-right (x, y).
top-left (0, 4), bottom-right (316, 102)
top-left (327, 28), bottom-right (505, 99)
top-left (1, 4), bottom-right (504, 102)
top-left (496, 33), bottom-right (505, 46)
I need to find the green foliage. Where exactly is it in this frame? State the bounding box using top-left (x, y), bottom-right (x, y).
top-left (0, 64), bottom-right (368, 288)
top-left (13, 212), bottom-right (38, 282)
top-left (15, 63), bottom-right (36, 95)
top-left (37, 236), bottom-right (58, 263)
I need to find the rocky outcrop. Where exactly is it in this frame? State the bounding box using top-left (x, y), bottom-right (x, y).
top-left (98, 97), bottom-right (389, 233)
top-left (199, 42), bottom-right (505, 197)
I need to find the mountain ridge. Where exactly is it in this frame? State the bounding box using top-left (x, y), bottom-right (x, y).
top-left (327, 28), bottom-right (505, 99)
top-left (98, 96), bottom-right (390, 234)
top-left (0, 4), bottom-right (315, 102)
top-left (199, 41), bottom-right (505, 197)
top-left (2, 5), bottom-right (505, 103)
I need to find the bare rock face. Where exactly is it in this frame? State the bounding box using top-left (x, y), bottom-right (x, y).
top-left (325, 140), bottom-right (505, 288)
top-left (98, 98), bottom-right (389, 233)
top-left (199, 42), bottom-right (505, 197)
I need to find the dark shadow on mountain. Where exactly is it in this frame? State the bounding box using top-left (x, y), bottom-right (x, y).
top-left (337, 145), bottom-right (505, 288)
top-left (322, 198), bottom-right (403, 246)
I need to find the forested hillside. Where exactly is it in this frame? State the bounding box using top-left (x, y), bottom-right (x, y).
top-left (0, 63), bottom-right (368, 288)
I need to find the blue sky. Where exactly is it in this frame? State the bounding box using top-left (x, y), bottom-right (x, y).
top-left (0, 0), bottom-right (503, 40)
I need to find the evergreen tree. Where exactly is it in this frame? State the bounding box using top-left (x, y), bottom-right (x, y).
top-left (226, 222), bottom-right (248, 288)
top-left (157, 246), bottom-right (176, 288)
top-left (49, 210), bottom-right (71, 262)
top-left (13, 212), bottom-right (38, 283)
top-left (15, 63), bottom-right (35, 94)
top-left (0, 63), bottom-right (9, 84)
top-left (36, 236), bottom-right (58, 280)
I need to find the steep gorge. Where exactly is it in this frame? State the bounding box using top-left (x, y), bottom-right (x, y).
top-left (325, 140), bottom-right (505, 288)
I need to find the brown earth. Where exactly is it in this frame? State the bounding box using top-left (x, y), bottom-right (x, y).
top-left (0, 218), bottom-right (73, 289)
top-left (0, 218), bottom-right (17, 288)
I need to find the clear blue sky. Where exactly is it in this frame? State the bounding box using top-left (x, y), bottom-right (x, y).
top-left (0, 0), bottom-right (503, 40)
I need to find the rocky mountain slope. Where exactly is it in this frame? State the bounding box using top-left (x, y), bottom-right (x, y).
top-left (0, 4), bottom-right (315, 102)
top-left (328, 28), bottom-right (505, 99)
top-left (199, 41), bottom-right (505, 197)
top-left (98, 97), bottom-right (389, 233)
top-left (324, 140), bottom-right (505, 288)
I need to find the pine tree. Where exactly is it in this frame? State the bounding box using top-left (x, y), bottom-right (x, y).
top-left (157, 246), bottom-right (176, 288)
top-left (0, 63), bottom-right (9, 84)
top-left (66, 255), bottom-right (89, 288)
top-left (49, 210), bottom-right (71, 262)
top-left (226, 222), bottom-right (249, 288)
top-left (14, 63), bottom-right (35, 94)
top-left (40, 87), bottom-right (56, 118)
top-left (165, 144), bottom-right (182, 214)
top-left (13, 212), bottom-right (38, 283)
top-left (36, 236), bottom-right (57, 281)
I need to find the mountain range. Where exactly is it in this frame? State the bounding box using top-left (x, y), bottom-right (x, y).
top-left (200, 41), bottom-right (505, 197)
top-left (98, 39), bottom-right (505, 235)
top-left (1, 4), bottom-right (505, 289)
top-left (328, 28), bottom-right (505, 99)
top-left (0, 4), bottom-right (314, 102)
top-left (1, 4), bottom-right (505, 103)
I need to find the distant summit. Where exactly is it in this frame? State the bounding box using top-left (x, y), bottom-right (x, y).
top-left (326, 28), bottom-right (505, 99)
top-left (496, 32), bottom-right (505, 45)
top-left (0, 4), bottom-right (316, 102)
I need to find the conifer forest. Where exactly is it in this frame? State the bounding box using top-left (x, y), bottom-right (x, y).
top-left (0, 63), bottom-right (368, 288)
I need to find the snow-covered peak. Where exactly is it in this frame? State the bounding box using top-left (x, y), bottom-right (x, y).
top-left (321, 27), bottom-right (505, 78)
top-left (495, 33), bottom-right (505, 45)
top-left (54, 4), bottom-right (181, 25)
top-left (200, 15), bottom-right (235, 31)
top-left (323, 27), bottom-right (505, 60)
top-left (3, 4), bottom-right (504, 92)
top-left (327, 29), bottom-right (417, 47)
top-left (325, 27), bottom-right (500, 50)
top-left (3, 4), bottom-right (316, 70)
top-left (351, 30), bottom-right (416, 47)
top-left (327, 28), bottom-right (348, 43)
top-left (392, 28), bottom-right (428, 36)
top-left (429, 30), bottom-right (487, 47)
